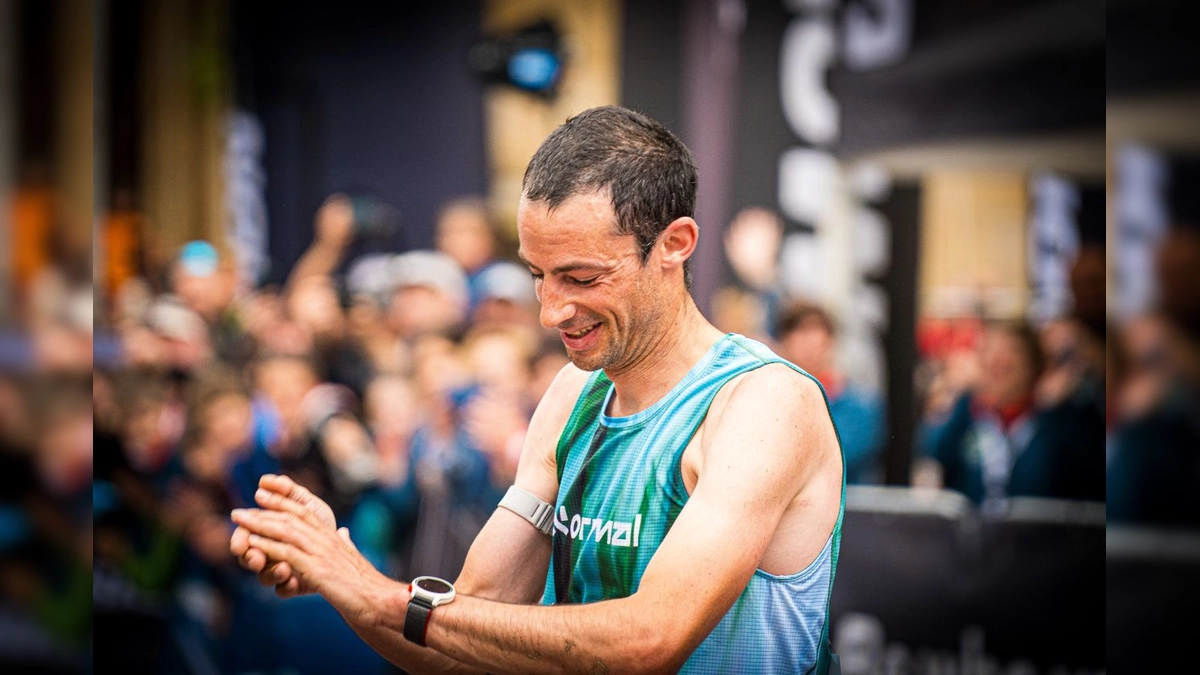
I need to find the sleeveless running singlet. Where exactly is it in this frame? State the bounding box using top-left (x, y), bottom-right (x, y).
top-left (541, 334), bottom-right (846, 674)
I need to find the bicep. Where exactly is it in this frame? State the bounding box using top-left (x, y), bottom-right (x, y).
top-left (456, 508), bottom-right (551, 604)
top-left (457, 363), bottom-right (589, 603)
top-left (634, 368), bottom-right (829, 654)
top-left (455, 424), bottom-right (558, 604)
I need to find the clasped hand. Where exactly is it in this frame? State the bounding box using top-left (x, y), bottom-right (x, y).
top-left (229, 474), bottom-right (392, 623)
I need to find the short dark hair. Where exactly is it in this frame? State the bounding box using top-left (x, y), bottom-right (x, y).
top-left (986, 319), bottom-right (1046, 381)
top-left (776, 301), bottom-right (837, 339)
top-left (522, 106), bottom-right (698, 286)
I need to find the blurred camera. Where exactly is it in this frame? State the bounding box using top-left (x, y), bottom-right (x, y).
top-left (348, 193), bottom-right (401, 242)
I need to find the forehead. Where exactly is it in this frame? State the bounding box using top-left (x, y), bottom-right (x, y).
top-left (517, 192), bottom-right (630, 258)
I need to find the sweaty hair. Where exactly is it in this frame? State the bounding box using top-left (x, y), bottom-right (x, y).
top-left (522, 106), bottom-right (698, 286)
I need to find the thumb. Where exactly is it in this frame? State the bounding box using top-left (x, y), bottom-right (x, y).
top-left (338, 527), bottom-right (359, 552)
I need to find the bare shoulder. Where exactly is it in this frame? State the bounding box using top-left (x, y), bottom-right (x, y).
top-left (710, 362), bottom-right (828, 430)
top-left (698, 362), bottom-right (840, 481)
top-left (514, 362), bottom-right (594, 499)
top-left (533, 362), bottom-right (593, 426)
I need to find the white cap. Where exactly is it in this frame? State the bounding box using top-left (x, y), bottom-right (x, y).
top-left (345, 253), bottom-right (397, 304)
top-left (390, 250), bottom-right (468, 308)
top-left (147, 296), bottom-right (207, 342)
top-left (475, 261), bottom-right (536, 305)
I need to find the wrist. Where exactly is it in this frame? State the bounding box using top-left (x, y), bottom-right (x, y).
top-left (361, 572), bottom-right (411, 631)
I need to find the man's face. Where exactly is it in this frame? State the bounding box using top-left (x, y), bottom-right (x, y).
top-left (437, 207), bottom-right (494, 273)
top-left (979, 328), bottom-right (1035, 406)
top-left (781, 319), bottom-right (833, 375)
top-left (517, 192), bottom-right (664, 374)
top-left (173, 267), bottom-right (234, 322)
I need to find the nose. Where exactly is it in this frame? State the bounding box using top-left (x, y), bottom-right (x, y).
top-left (537, 280), bottom-right (576, 330)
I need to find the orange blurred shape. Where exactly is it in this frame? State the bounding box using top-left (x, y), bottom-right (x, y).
top-left (11, 181), bottom-right (54, 296)
top-left (104, 206), bottom-right (143, 299)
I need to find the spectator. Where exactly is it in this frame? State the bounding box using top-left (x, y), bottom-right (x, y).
top-left (387, 250), bottom-right (469, 341)
top-left (460, 324), bottom-right (538, 488)
top-left (1108, 225), bottom-right (1200, 528)
top-left (724, 206), bottom-right (785, 340)
top-left (171, 241), bottom-right (255, 368)
top-left (469, 260), bottom-right (540, 330)
top-left (919, 320), bottom-right (1103, 510)
top-left (435, 196), bottom-right (502, 314)
top-left (287, 272), bottom-right (374, 399)
top-left (345, 255), bottom-right (413, 375)
top-left (776, 302), bottom-right (886, 484)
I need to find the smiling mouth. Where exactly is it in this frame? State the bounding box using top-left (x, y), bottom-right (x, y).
top-left (563, 323), bottom-right (600, 338)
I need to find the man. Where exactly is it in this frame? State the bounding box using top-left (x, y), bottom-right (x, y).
top-left (231, 106), bottom-right (845, 674)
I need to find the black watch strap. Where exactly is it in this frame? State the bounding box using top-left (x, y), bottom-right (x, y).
top-left (404, 597), bottom-right (434, 647)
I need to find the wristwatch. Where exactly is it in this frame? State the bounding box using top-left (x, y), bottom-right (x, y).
top-left (403, 576), bottom-right (456, 647)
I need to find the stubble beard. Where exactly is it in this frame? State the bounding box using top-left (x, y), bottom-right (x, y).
top-left (566, 321), bottom-right (623, 372)
top-left (567, 275), bottom-right (659, 374)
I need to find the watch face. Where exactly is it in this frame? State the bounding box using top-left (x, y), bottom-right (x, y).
top-left (416, 577), bottom-right (453, 595)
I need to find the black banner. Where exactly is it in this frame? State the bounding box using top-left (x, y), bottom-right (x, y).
top-left (831, 488), bottom-right (1104, 673)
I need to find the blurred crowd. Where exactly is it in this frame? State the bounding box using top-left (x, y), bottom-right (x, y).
top-left (911, 243), bottom-right (1107, 512)
top-left (88, 195), bottom-right (567, 672)
top-left (1, 180), bottom-right (1134, 673)
top-left (78, 190), bottom-right (1126, 671)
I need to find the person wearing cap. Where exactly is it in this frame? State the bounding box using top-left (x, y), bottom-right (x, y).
top-left (386, 250), bottom-right (469, 341)
top-left (469, 261), bottom-right (540, 329)
top-left (172, 240), bottom-right (255, 368)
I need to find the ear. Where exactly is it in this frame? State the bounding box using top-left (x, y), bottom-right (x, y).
top-left (657, 217), bottom-right (698, 276)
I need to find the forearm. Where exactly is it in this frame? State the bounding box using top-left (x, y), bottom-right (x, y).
top-left (371, 592), bottom-right (674, 675)
top-left (286, 241), bottom-right (345, 288)
top-left (344, 616), bottom-right (490, 675)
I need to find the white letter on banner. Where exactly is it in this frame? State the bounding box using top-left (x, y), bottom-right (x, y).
top-left (780, 17), bottom-right (839, 146)
top-left (842, 0), bottom-right (913, 71)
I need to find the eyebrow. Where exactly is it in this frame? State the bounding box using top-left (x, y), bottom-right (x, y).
top-left (517, 251), bottom-right (606, 275)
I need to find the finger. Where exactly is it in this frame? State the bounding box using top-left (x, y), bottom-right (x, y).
top-left (242, 547), bottom-right (268, 574)
top-left (259, 475), bottom-right (334, 525)
top-left (258, 560), bottom-right (292, 586)
top-left (230, 525), bottom-right (251, 558)
top-left (275, 576), bottom-right (304, 599)
top-left (244, 532), bottom-right (300, 566)
top-left (231, 509), bottom-right (314, 550)
top-left (254, 487), bottom-right (327, 528)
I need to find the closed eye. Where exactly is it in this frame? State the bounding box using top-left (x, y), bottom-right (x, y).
top-left (569, 276), bottom-right (599, 287)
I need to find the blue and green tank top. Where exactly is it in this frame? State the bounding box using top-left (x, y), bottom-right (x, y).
top-left (540, 333), bottom-right (846, 674)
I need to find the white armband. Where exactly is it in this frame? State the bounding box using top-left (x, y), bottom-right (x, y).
top-left (498, 485), bottom-right (555, 536)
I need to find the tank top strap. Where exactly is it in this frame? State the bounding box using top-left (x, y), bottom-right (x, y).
top-left (554, 369), bottom-right (611, 482)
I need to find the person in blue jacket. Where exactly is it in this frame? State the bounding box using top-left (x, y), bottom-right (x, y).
top-left (920, 320), bottom-right (1103, 509)
top-left (776, 302), bottom-right (886, 484)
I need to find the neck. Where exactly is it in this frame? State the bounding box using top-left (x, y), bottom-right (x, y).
top-left (604, 295), bottom-right (725, 417)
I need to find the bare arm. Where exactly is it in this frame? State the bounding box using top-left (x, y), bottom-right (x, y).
top-left (231, 364), bottom-right (586, 674)
top-left (285, 194), bottom-right (355, 291)
top-left (234, 364), bottom-right (837, 674)
top-left (338, 365), bottom-right (581, 670)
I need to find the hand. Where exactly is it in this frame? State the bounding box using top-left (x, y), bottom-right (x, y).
top-left (230, 474), bottom-right (335, 598)
top-left (463, 386), bottom-right (527, 458)
top-left (230, 474), bottom-right (393, 620)
top-left (725, 207), bottom-right (782, 291)
top-left (315, 194), bottom-right (355, 250)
